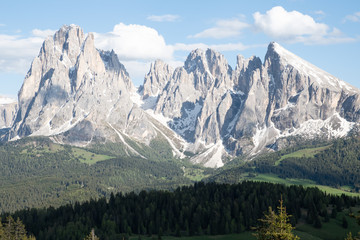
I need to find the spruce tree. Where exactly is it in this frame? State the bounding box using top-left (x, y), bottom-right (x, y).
top-left (254, 198), bottom-right (300, 240)
top-left (84, 229), bottom-right (99, 240)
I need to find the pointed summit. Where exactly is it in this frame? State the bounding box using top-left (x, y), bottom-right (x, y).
top-left (140, 59), bottom-right (173, 98)
top-left (5, 25), bottom-right (145, 145)
top-left (265, 42), bottom-right (356, 92)
top-left (184, 48), bottom-right (232, 76)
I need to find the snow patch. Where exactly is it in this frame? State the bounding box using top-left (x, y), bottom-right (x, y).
top-left (279, 113), bottom-right (354, 139)
top-left (107, 122), bottom-right (146, 158)
top-left (170, 102), bottom-right (202, 136)
top-left (0, 97), bottom-right (17, 105)
top-left (191, 141), bottom-right (225, 168)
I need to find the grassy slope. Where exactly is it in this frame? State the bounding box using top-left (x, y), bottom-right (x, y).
top-left (275, 145), bottom-right (331, 166)
top-left (251, 173), bottom-right (360, 197)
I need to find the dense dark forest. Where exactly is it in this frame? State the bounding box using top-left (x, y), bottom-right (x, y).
top-left (3, 182), bottom-right (359, 240)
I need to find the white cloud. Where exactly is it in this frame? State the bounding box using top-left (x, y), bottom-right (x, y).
top-left (0, 34), bottom-right (45, 74)
top-left (253, 6), bottom-right (355, 44)
top-left (253, 6), bottom-right (328, 40)
top-left (147, 14), bottom-right (180, 22)
top-left (189, 19), bottom-right (250, 39)
top-left (94, 23), bottom-right (173, 61)
top-left (32, 29), bottom-right (56, 38)
top-left (0, 24), bottom-right (5, 27)
top-left (314, 10), bottom-right (325, 16)
top-left (344, 12), bottom-right (360, 22)
top-left (173, 42), bottom-right (260, 52)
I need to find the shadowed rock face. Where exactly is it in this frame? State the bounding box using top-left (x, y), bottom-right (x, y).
top-left (2, 24), bottom-right (360, 168)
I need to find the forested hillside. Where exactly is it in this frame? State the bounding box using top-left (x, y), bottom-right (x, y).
top-left (0, 137), bottom-right (208, 212)
top-left (4, 182), bottom-right (360, 240)
top-left (210, 136), bottom-right (360, 191)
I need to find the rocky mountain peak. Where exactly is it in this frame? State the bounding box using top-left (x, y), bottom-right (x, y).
top-left (139, 59), bottom-right (173, 98)
top-left (4, 25), bottom-right (145, 144)
top-left (184, 48), bottom-right (231, 75)
top-left (2, 26), bottom-right (360, 169)
top-left (265, 42), bottom-right (357, 93)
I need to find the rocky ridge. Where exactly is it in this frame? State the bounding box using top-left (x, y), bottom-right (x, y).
top-left (140, 42), bottom-right (360, 167)
top-left (1, 25), bottom-right (360, 168)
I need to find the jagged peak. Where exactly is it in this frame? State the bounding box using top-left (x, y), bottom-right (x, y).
top-left (184, 48), bottom-right (231, 75)
top-left (150, 59), bottom-right (171, 71)
top-left (265, 42), bottom-right (357, 92)
top-left (53, 24), bottom-right (84, 46)
top-left (235, 55), bottom-right (262, 72)
top-left (99, 49), bottom-right (128, 74)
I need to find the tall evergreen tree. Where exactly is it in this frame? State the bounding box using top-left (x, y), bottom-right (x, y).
top-left (254, 198), bottom-right (300, 240)
top-left (83, 229), bottom-right (99, 240)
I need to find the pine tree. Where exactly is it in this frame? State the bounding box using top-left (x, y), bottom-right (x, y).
top-left (2, 216), bottom-right (35, 240)
top-left (254, 198), bottom-right (300, 240)
top-left (344, 232), bottom-right (360, 240)
top-left (84, 229), bottom-right (99, 240)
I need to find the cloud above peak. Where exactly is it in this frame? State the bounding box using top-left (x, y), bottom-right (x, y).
top-left (253, 6), bottom-right (328, 40)
top-left (94, 23), bottom-right (173, 61)
top-left (189, 18), bottom-right (250, 39)
top-left (253, 6), bottom-right (355, 44)
top-left (147, 14), bottom-right (180, 22)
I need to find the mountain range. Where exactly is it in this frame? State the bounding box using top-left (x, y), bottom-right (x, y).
top-left (1, 24), bottom-right (359, 168)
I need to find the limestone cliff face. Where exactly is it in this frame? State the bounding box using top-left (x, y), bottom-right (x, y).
top-left (140, 42), bottom-right (360, 167)
top-left (139, 60), bottom-right (173, 99)
top-left (5, 25), bottom-right (156, 147)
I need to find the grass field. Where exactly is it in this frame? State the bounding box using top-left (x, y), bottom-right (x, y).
top-left (275, 145), bottom-right (331, 166)
top-left (250, 173), bottom-right (360, 197)
top-left (71, 147), bottom-right (114, 165)
top-left (296, 209), bottom-right (360, 240)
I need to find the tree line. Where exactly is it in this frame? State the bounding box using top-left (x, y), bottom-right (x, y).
top-left (2, 181), bottom-right (359, 240)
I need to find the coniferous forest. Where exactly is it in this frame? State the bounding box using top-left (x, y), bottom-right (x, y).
top-left (3, 181), bottom-right (360, 240)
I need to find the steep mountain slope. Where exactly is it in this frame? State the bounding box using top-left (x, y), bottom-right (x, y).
top-left (140, 42), bottom-right (360, 167)
top-left (2, 25), bottom-right (162, 156)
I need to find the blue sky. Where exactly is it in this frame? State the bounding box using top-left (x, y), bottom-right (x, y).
top-left (0, 0), bottom-right (359, 97)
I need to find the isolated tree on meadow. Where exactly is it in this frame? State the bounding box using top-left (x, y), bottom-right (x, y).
top-left (254, 198), bottom-right (300, 240)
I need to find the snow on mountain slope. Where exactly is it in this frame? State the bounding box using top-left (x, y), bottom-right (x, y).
top-left (271, 42), bottom-right (356, 92)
